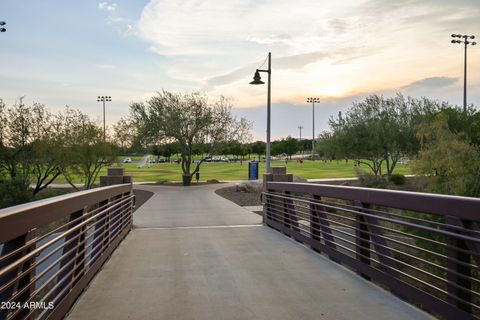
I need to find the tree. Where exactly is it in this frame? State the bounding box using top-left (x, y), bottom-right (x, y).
top-left (413, 113), bottom-right (480, 197)
top-left (250, 141), bottom-right (266, 161)
top-left (280, 136), bottom-right (300, 159)
top-left (315, 132), bottom-right (337, 159)
top-left (0, 99), bottom-right (64, 195)
top-left (113, 118), bottom-right (136, 153)
top-left (129, 91), bottom-right (252, 185)
top-left (57, 108), bottom-right (117, 190)
top-left (324, 94), bottom-right (444, 177)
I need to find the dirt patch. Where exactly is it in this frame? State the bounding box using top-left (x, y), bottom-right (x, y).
top-left (215, 186), bottom-right (262, 207)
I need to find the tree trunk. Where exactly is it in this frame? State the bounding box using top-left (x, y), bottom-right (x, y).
top-left (182, 174), bottom-right (191, 186)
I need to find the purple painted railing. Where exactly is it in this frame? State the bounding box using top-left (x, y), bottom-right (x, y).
top-left (0, 184), bottom-right (134, 320)
top-left (263, 182), bottom-right (480, 320)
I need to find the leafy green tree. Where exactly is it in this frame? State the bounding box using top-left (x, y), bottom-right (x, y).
top-left (0, 99), bottom-right (64, 195)
top-left (113, 117), bottom-right (136, 153)
top-left (57, 108), bottom-right (117, 190)
top-left (163, 142), bottom-right (179, 161)
top-left (0, 179), bottom-right (33, 208)
top-left (249, 140), bottom-right (265, 161)
top-left (281, 136), bottom-right (300, 159)
top-left (299, 138), bottom-right (312, 152)
top-left (0, 98), bottom-right (33, 183)
top-left (128, 91), bottom-right (252, 185)
top-left (413, 113), bottom-right (480, 197)
top-left (271, 141), bottom-right (283, 156)
top-left (324, 94), bottom-right (445, 177)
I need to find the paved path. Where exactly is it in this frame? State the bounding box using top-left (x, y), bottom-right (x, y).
top-left (67, 184), bottom-right (432, 320)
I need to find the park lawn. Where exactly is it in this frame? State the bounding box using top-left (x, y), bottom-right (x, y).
top-left (51, 159), bottom-right (411, 184)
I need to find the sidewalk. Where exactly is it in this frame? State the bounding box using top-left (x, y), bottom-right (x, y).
top-left (67, 184), bottom-right (432, 320)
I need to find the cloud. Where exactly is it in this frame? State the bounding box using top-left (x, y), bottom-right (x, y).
top-left (98, 2), bottom-right (117, 12)
top-left (121, 24), bottom-right (134, 36)
top-left (95, 64), bottom-right (118, 70)
top-left (205, 49), bottom-right (364, 87)
top-left (137, 0), bottom-right (343, 57)
top-left (206, 52), bottom-right (331, 87)
top-left (133, 0), bottom-right (480, 109)
top-left (99, 2), bottom-right (136, 36)
top-left (402, 76), bottom-right (458, 90)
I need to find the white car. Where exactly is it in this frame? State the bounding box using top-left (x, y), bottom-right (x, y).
top-left (123, 157), bottom-right (132, 163)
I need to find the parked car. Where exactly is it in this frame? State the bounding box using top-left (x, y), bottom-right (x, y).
top-left (123, 157), bottom-right (132, 163)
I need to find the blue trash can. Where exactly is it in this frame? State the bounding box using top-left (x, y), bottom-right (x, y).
top-left (248, 162), bottom-right (259, 180)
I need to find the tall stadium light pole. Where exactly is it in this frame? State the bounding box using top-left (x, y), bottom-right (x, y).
top-left (97, 96), bottom-right (112, 142)
top-left (249, 52), bottom-right (272, 173)
top-left (451, 34), bottom-right (477, 112)
top-left (298, 125), bottom-right (304, 155)
top-left (307, 97), bottom-right (320, 160)
top-left (0, 21), bottom-right (6, 33)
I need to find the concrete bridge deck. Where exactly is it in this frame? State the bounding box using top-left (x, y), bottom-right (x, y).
top-left (67, 184), bottom-right (433, 320)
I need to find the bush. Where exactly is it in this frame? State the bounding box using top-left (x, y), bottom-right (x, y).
top-left (356, 169), bottom-right (388, 189)
top-left (0, 179), bottom-right (33, 209)
top-left (235, 181), bottom-right (262, 193)
top-left (390, 174), bottom-right (406, 185)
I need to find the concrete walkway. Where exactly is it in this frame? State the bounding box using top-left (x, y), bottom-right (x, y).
top-left (67, 184), bottom-right (433, 320)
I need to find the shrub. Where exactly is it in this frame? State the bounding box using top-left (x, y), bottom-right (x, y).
top-left (355, 169), bottom-right (387, 189)
top-left (0, 179), bottom-right (33, 209)
top-left (390, 174), bottom-right (406, 185)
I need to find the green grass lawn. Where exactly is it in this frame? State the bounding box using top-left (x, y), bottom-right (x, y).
top-left (53, 159), bottom-right (411, 184)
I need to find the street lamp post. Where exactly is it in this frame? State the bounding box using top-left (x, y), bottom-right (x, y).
top-left (249, 52), bottom-right (272, 173)
top-left (451, 34), bottom-right (477, 112)
top-left (306, 97), bottom-right (320, 160)
top-left (298, 125), bottom-right (303, 155)
top-left (97, 96), bottom-right (112, 142)
top-left (0, 21), bottom-right (6, 33)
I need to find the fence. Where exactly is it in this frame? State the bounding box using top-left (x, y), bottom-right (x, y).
top-left (263, 182), bottom-right (480, 320)
top-left (0, 184), bottom-right (134, 320)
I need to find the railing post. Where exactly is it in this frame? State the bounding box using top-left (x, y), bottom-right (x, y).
top-left (283, 191), bottom-right (291, 232)
top-left (310, 195), bottom-right (321, 246)
top-left (103, 198), bottom-right (112, 251)
top-left (264, 191), bottom-right (272, 225)
top-left (73, 208), bottom-right (87, 281)
top-left (355, 201), bottom-right (371, 280)
top-left (90, 199), bottom-right (107, 267)
top-left (0, 232), bottom-right (35, 320)
top-left (283, 191), bottom-right (300, 235)
top-left (310, 195), bottom-right (337, 258)
top-left (446, 216), bottom-right (472, 313)
top-left (55, 208), bottom-right (85, 300)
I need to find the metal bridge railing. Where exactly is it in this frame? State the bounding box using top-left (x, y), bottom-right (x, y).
top-left (0, 184), bottom-right (134, 320)
top-left (263, 182), bottom-right (480, 320)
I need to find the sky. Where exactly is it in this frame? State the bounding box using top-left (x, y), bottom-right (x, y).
top-left (0, 0), bottom-right (479, 141)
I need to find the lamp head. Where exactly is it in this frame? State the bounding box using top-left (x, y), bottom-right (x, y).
top-left (249, 70), bottom-right (264, 85)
